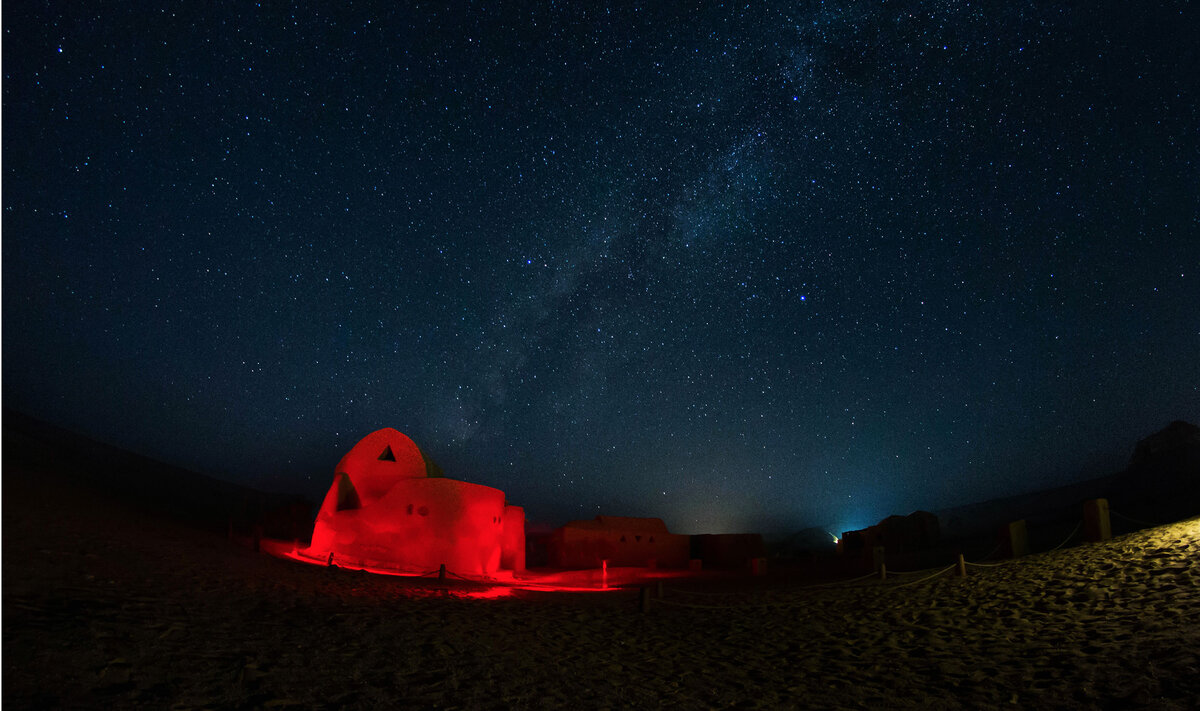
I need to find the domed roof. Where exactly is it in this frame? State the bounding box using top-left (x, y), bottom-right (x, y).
top-left (335, 428), bottom-right (443, 502)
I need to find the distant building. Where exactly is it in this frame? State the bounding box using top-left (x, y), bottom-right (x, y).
top-left (839, 510), bottom-right (940, 556)
top-left (549, 515), bottom-right (691, 568)
top-left (691, 533), bottom-right (766, 569)
top-left (306, 428), bottom-right (525, 576)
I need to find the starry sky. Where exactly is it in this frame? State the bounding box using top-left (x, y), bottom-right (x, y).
top-left (4, 1), bottom-right (1198, 536)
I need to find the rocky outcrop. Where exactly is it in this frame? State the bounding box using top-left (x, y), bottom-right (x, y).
top-left (839, 510), bottom-right (940, 556)
top-left (1108, 420), bottom-right (1200, 521)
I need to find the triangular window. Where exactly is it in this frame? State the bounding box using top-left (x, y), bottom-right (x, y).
top-left (649, 536), bottom-right (655, 543)
top-left (335, 473), bottom-right (361, 511)
top-left (620, 535), bottom-right (627, 543)
top-left (379, 445), bottom-right (396, 461)
top-left (635, 535), bottom-right (642, 543)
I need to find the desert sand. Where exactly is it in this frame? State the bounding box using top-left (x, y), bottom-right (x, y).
top-left (5, 464), bottom-right (1200, 710)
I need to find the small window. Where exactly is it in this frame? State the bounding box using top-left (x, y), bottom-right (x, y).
top-left (649, 536), bottom-right (655, 543)
top-left (620, 535), bottom-right (627, 543)
top-left (635, 535), bottom-right (642, 543)
top-left (418, 506), bottom-right (429, 517)
top-left (379, 446), bottom-right (396, 461)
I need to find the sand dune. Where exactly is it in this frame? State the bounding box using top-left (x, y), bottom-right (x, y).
top-left (5, 464), bottom-right (1200, 709)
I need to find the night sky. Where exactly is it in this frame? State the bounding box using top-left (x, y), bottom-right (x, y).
top-left (4, 2), bottom-right (1198, 536)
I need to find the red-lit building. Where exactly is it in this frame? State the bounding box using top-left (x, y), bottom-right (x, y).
top-left (306, 428), bottom-right (524, 577)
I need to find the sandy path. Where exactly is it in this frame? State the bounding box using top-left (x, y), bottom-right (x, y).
top-left (5, 469), bottom-right (1199, 709)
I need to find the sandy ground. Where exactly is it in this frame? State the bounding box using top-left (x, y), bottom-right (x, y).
top-left (4, 468), bottom-right (1200, 710)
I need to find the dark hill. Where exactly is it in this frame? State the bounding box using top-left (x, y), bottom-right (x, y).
top-left (2, 410), bottom-right (314, 542)
top-left (1107, 420), bottom-right (1200, 523)
top-left (935, 420), bottom-right (1200, 540)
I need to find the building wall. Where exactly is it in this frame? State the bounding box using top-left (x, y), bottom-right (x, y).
top-left (549, 525), bottom-right (690, 568)
top-left (310, 477), bottom-right (508, 575)
top-left (501, 505), bottom-right (526, 572)
top-left (306, 428), bottom-right (530, 578)
top-left (691, 533), bottom-right (765, 569)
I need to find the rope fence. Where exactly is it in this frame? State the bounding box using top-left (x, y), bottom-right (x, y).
top-left (662, 586), bottom-right (752, 597)
top-left (885, 565), bottom-right (944, 576)
top-left (641, 499), bottom-right (1144, 613)
top-left (964, 559), bottom-right (1008, 568)
top-left (1045, 521), bottom-right (1082, 552)
top-left (795, 570), bottom-right (881, 588)
top-left (974, 543), bottom-right (1004, 562)
top-left (648, 519), bottom-right (1080, 612)
top-left (963, 543), bottom-right (1007, 568)
top-left (883, 564), bottom-right (958, 590)
top-left (1111, 510), bottom-right (1159, 528)
top-left (306, 498), bottom-right (1150, 615)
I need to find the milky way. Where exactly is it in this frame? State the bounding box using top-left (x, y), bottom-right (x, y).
top-left (5, 2), bottom-right (1198, 534)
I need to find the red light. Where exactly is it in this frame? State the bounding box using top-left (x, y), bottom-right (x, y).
top-left (303, 429), bottom-right (525, 577)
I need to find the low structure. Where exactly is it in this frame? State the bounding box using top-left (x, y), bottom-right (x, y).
top-left (549, 515), bottom-right (691, 568)
top-left (691, 533), bottom-right (766, 570)
top-left (306, 428), bottom-right (524, 577)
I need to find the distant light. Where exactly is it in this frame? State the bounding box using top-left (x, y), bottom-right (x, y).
top-left (800, 295), bottom-right (807, 301)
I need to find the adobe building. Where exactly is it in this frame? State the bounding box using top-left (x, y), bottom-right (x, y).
top-left (306, 428), bottom-right (525, 577)
top-left (549, 515), bottom-right (691, 568)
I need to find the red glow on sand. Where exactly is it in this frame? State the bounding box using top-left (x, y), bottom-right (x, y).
top-left (264, 428), bottom-right (708, 598)
top-left (460, 587), bottom-right (515, 600)
top-left (266, 542), bottom-right (643, 594)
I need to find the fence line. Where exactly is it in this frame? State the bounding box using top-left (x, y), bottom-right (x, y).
top-left (663, 586), bottom-right (754, 597)
top-left (883, 564), bottom-right (957, 590)
top-left (965, 559), bottom-right (1007, 568)
top-left (1111, 510), bottom-right (1158, 528)
top-left (796, 570), bottom-right (881, 588)
top-left (974, 543), bottom-right (1004, 562)
top-left (643, 511), bottom-right (1121, 613)
top-left (1045, 521), bottom-right (1082, 552)
top-left (654, 597), bottom-right (760, 610)
top-left (314, 499), bottom-right (1149, 615)
top-left (886, 564), bottom-right (946, 576)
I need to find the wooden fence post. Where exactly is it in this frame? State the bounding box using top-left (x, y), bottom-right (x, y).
top-left (639, 586), bottom-right (652, 613)
top-left (1083, 499), bottom-right (1111, 542)
top-left (1005, 520), bottom-right (1029, 558)
top-left (957, 553), bottom-right (966, 577)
